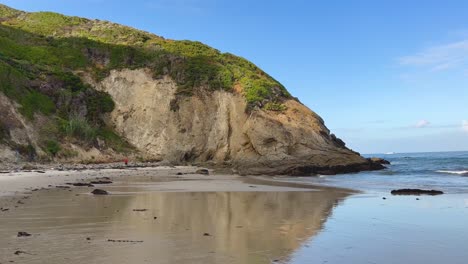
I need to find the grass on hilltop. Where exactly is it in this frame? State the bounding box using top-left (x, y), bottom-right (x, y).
top-left (0, 5), bottom-right (291, 108)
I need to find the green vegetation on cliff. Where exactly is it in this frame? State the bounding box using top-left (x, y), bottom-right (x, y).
top-left (0, 4), bottom-right (292, 158)
top-left (0, 4), bottom-right (291, 106)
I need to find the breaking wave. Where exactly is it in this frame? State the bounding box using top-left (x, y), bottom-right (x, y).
top-left (436, 170), bottom-right (468, 175)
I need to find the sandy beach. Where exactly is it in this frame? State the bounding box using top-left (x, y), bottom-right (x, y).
top-left (1, 163), bottom-right (468, 264)
top-left (0, 166), bottom-right (352, 264)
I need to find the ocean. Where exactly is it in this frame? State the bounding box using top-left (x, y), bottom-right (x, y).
top-left (283, 151), bottom-right (468, 194)
top-left (284, 151), bottom-right (468, 264)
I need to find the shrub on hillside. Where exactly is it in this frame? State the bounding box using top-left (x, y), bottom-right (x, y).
top-left (61, 116), bottom-right (97, 143)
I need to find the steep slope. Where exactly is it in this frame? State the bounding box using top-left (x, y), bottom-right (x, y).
top-left (0, 4), bottom-right (383, 174)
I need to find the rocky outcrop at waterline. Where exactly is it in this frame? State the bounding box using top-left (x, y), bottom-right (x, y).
top-left (391, 189), bottom-right (444, 196)
top-left (367, 157), bottom-right (391, 165)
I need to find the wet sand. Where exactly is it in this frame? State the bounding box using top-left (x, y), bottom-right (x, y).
top-left (0, 167), bottom-right (350, 264)
top-left (2, 167), bottom-right (467, 264)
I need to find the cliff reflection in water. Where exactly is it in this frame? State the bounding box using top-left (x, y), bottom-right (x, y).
top-left (105, 191), bottom-right (348, 263)
top-left (0, 189), bottom-right (348, 264)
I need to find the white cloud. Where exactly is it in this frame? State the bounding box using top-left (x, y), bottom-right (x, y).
top-left (463, 120), bottom-right (468, 133)
top-left (416, 120), bottom-right (430, 128)
top-left (399, 39), bottom-right (468, 72)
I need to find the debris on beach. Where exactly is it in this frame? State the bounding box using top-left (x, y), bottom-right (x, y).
top-left (107, 239), bottom-right (143, 243)
top-left (91, 189), bottom-right (109, 195)
top-left (66, 183), bottom-right (94, 187)
top-left (203, 233), bottom-right (211, 236)
top-left (391, 189), bottom-right (444, 195)
top-left (132, 209), bottom-right (148, 212)
top-left (17, 232), bottom-right (31, 237)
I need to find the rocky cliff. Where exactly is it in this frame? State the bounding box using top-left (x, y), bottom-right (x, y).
top-left (0, 4), bottom-right (383, 175)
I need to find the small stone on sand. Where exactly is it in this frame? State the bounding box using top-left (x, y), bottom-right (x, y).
top-left (91, 189), bottom-right (109, 195)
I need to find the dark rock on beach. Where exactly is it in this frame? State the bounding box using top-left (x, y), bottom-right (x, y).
top-left (196, 169), bottom-right (209, 175)
top-left (91, 189), bottom-right (109, 195)
top-left (90, 180), bottom-right (113, 184)
top-left (391, 189), bottom-right (444, 196)
top-left (56, 186), bottom-right (71, 189)
top-left (14, 250), bottom-right (30, 255)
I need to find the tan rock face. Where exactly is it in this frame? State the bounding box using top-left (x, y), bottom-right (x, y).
top-left (95, 69), bottom-right (375, 175)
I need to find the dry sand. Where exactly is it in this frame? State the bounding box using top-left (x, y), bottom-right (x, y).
top-left (0, 166), bottom-right (324, 197)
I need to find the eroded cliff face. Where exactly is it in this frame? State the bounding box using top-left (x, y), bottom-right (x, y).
top-left (0, 92), bottom-right (122, 166)
top-left (90, 69), bottom-right (378, 175)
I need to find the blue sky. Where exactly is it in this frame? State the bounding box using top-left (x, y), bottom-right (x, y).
top-left (2, 0), bottom-right (468, 153)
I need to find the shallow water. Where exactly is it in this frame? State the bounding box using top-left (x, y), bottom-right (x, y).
top-left (282, 151), bottom-right (468, 263)
top-left (289, 193), bottom-right (468, 264)
top-left (283, 151), bottom-right (468, 194)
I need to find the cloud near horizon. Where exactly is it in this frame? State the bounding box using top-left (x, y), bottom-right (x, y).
top-left (415, 120), bottom-right (430, 128)
top-left (463, 120), bottom-right (468, 133)
top-left (399, 39), bottom-right (468, 72)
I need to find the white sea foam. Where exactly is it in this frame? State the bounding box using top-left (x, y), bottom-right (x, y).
top-left (436, 170), bottom-right (468, 175)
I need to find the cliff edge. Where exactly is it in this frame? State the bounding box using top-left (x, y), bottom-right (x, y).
top-left (0, 4), bottom-right (383, 175)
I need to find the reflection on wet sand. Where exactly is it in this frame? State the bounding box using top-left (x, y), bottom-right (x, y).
top-left (0, 187), bottom-right (347, 264)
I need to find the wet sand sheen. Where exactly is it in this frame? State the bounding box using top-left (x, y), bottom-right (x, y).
top-left (0, 172), bottom-right (349, 264)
